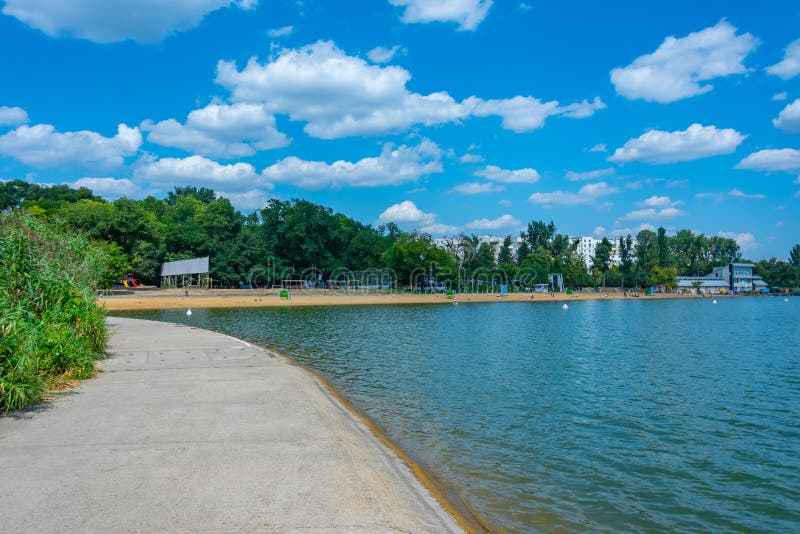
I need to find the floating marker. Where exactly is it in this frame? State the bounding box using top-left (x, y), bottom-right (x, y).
top-left (785, 298), bottom-right (789, 302)
top-left (186, 309), bottom-right (193, 316)
top-left (562, 303), bottom-right (569, 310)
top-left (713, 300), bottom-right (717, 304)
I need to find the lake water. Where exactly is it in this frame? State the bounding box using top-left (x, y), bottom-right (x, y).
top-left (115, 297), bottom-right (800, 533)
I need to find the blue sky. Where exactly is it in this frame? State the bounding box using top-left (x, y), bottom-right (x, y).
top-left (0, 0), bottom-right (798, 259)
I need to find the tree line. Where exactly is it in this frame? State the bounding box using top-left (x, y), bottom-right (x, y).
top-left (1, 179), bottom-right (798, 290)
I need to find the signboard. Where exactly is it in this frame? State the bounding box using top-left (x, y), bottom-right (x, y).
top-left (160, 257), bottom-right (210, 276)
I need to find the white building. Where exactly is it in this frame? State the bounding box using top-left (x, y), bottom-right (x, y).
top-left (573, 236), bottom-right (623, 269)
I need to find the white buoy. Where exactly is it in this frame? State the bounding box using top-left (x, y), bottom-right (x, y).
top-left (785, 298), bottom-right (789, 302)
top-left (713, 300), bottom-right (717, 304)
top-left (562, 303), bottom-right (569, 310)
top-left (186, 309), bottom-right (193, 316)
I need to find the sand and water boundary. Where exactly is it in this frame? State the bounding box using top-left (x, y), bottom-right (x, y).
top-left (0, 316), bottom-right (470, 532)
top-left (100, 288), bottom-right (705, 311)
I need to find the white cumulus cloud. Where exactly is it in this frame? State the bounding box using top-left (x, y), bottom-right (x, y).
top-left (527, 181), bottom-right (618, 206)
top-left (717, 231), bottom-right (758, 251)
top-left (565, 167), bottom-right (614, 181)
top-left (472, 95), bottom-right (604, 132)
top-left (216, 40), bottom-right (603, 138)
top-left (589, 143), bottom-right (607, 152)
top-left (458, 153), bottom-right (484, 163)
top-left (141, 102), bottom-right (289, 158)
top-left (1, 0), bottom-right (257, 43)
top-left (766, 39), bottom-right (800, 80)
top-left (465, 214), bottom-right (520, 230)
top-left (609, 123), bottom-right (745, 164)
top-left (216, 189), bottom-right (273, 210)
top-left (262, 139), bottom-right (443, 189)
top-left (557, 97), bottom-right (607, 119)
top-left (639, 195), bottom-right (682, 208)
top-left (377, 201), bottom-right (457, 235)
top-left (135, 155), bottom-right (259, 190)
top-left (609, 223), bottom-right (657, 237)
top-left (475, 164), bottom-right (540, 183)
top-left (73, 177), bottom-right (139, 199)
top-left (451, 181), bottom-right (505, 194)
top-left (736, 148), bottom-right (800, 172)
top-left (773, 99), bottom-right (800, 133)
top-left (728, 188), bottom-right (765, 199)
top-left (420, 223), bottom-right (459, 235)
top-left (620, 195), bottom-right (685, 220)
top-left (620, 207), bottom-right (686, 221)
top-left (267, 25), bottom-right (293, 38)
top-left (0, 106), bottom-right (28, 126)
top-left (389, 0), bottom-right (493, 31)
top-left (378, 200), bottom-right (436, 225)
top-left (216, 40), bottom-right (473, 139)
top-left (0, 123), bottom-right (141, 171)
top-left (368, 45), bottom-right (405, 63)
top-left (610, 20), bottom-right (758, 103)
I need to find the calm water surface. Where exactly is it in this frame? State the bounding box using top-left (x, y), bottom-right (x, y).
top-left (115, 298), bottom-right (800, 533)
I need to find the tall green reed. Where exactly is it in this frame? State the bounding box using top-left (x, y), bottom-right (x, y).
top-left (1, 211), bottom-right (108, 412)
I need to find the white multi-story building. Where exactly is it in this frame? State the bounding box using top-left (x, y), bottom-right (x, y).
top-left (573, 236), bottom-right (623, 269)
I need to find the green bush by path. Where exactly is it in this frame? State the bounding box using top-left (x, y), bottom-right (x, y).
top-left (0, 211), bottom-right (108, 412)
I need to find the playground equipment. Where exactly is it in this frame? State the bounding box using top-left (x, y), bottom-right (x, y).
top-left (119, 273), bottom-right (139, 288)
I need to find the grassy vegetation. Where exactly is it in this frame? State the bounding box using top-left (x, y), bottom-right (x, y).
top-left (1, 211), bottom-right (108, 412)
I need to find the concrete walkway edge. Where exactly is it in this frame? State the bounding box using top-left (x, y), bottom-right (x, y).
top-left (0, 317), bottom-right (464, 533)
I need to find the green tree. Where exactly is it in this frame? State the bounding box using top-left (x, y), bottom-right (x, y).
top-left (755, 258), bottom-right (800, 288)
top-left (1, 180), bottom-right (98, 213)
top-left (651, 266), bottom-right (678, 291)
top-left (167, 186), bottom-right (217, 205)
top-left (790, 244), bottom-right (800, 266)
top-left (708, 235), bottom-right (740, 264)
top-left (522, 220), bottom-right (556, 251)
top-left (497, 236), bottom-right (514, 265)
top-left (476, 242), bottom-right (496, 270)
top-left (619, 234), bottom-right (634, 287)
top-left (657, 226), bottom-right (670, 267)
top-left (515, 240), bottom-right (530, 265)
top-left (634, 229), bottom-right (659, 287)
top-left (381, 232), bottom-right (455, 288)
top-left (592, 237), bottom-right (612, 287)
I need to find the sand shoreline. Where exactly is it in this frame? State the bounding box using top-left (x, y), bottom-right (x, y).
top-left (100, 288), bottom-right (709, 310)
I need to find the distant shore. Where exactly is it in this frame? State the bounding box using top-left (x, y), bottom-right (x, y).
top-left (99, 288), bottom-right (711, 311)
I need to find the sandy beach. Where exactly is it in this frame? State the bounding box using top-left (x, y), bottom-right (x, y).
top-left (100, 288), bottom-right (704, 311)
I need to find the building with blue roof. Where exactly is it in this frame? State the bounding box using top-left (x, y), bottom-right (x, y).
top-left (677, 262), bottom-right (768, 294)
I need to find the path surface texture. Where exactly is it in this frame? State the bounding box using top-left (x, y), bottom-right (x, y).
top-left (0, 317), bottom-right (462, 533)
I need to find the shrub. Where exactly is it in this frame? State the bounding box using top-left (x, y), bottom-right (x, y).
top-left (0, 211), bottom-right (108, 412)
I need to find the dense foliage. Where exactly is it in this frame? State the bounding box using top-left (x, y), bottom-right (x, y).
top-left (0, 211), bottom-right (108, 412)
top-left (2, 179), bottom-right (798, 290)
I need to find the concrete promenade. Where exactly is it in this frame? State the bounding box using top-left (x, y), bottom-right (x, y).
top-left (0, 317), bottom-right (463, 533)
